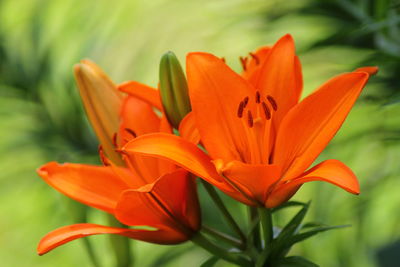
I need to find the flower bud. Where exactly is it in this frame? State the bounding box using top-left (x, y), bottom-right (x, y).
top-left (159, 51), bottom-right (191, 128)
top-left (74, 60), bottom-right (124, 165)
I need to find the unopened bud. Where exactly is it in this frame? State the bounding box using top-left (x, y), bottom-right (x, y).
top-left (74, 60), bottom-right (124, 165)
top-left (159, 51), bottom-right (191, 128)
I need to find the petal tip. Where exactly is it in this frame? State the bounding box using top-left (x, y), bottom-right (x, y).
top-left (355, 66), bottom-right (378, 76)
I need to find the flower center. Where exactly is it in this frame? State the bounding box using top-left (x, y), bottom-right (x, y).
top-left (236, 91), bottom-right (278, 164)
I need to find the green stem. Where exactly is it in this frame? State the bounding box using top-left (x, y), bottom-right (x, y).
top-left (202, 225), bottom-right (244, 249)
top-left (201, 180), bottom-right (246, 243)
top-left (81, 238), bottom-right (102, 267)
top-left (107, 215), bottom-right (133, 267)
top-left (249, 207), bottom-right (261, 250)
top-left (191, 232), bottom-right (251, 266)
top-left (258, 208), bottom-right (273, 249)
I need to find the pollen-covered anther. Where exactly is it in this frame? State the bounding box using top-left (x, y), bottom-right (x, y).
top-left (249, 52), bottom-right (260, 65)
top-left (261, 102), bottom-right (271, 120)
top-left (255, 91), bottom-right (261, 103)
top-left (125, 128), bottom-right (137, 138)
top-left (239, 57), bottom-right (248, 71)
top-left (247, 110), bottom-right (254, 128)
top-left (237, 101), bottom-right (245, 118)
top-left (267, 95), bottom-right (278, 111)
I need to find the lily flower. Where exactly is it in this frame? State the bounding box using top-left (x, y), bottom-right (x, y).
top-left (122, 34), bottom-right (378, 208)
top-left (37, 62), bottom-right (200, 255)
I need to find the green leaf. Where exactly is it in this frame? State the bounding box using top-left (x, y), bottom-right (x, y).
top-left (274, 256), bottom-right (319, 267)
top-left (200, 256), bottom-right (219, 267)
top-left (270, 203), bottom-right (310, 258)
top-left (276, 202), bottom-right (310, 242)
top-left (287, 225), bottom-right (350, 247)
top-left (272, 201), bottom-right (308, 213)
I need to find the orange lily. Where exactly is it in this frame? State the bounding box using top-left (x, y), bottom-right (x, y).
top-left (122, 34), bottom-right (378, 208)
top-left (37, 62), bottom-right (200, 255)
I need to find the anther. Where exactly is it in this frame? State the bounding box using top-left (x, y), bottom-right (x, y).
top-left (249, 52), bottom-right (260, 65)
top-left (125, 128), bottom-right (137, 138)
top-left (220, 57), bottom-right (226, 63)
top-left (262, 102), bottom-right (271, 120)
top-left (237, 101), bottom-right (244, 118)
top-left (255, 91), bottom-right (261, 103)
top-left (243, 96), bottom-right (249, 107)
top-left (247, 110), bottom-right (254, 128)
top-left (267, 95), bottom-right (278, 111)
top-left (239, 57), bottom-right (248, 71)
top-left (112, 133), bottom-right (118, 147)
top-left (98, 145), bottom-right (110, 166)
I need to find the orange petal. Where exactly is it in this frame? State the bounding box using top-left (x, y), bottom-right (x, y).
top-left (115, 169), bottom-right (199, 234)
top-left (266, 159), bottom-right (359, 208)
top-left (221, 161), bottom-right (281, 206)
top-left (74, 60), bottom-right (124, 165)
top-left (178, 112), bottom-right (200, 144)
top-left (122, 133), bottom-right (233, 192)
top-left (242, 46), bottom-right (271, 84)
top-left (149, 169), bottom-right (200, 231)
top-left (38, 223), bottom-right (187, 255)
top-left (186, 52), bottom-right (254, 162)
top-left (118, 81), bottom-right (162, 110)
top-left (355, 66), bottom-right (378, 76)
top-left (253, 34), bottom-right (302, 126)
top-left (274, 71), bottom-right (370, 181)
top-left (118, 96), bottom-right (161, 147)
top-left (37, 162), bottom-right (130, 213)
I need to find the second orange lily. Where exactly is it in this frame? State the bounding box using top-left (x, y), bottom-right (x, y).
top-left (123, 34), bottom-right (378, 208)
top-left (37, 61), bottom-right (200, 255)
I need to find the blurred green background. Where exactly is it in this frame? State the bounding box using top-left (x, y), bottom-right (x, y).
top-left (1, 0), bottom-right (399, 266)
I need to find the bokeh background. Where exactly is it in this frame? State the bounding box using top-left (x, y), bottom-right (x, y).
top-left (1, 0), bottom-right (399, 266)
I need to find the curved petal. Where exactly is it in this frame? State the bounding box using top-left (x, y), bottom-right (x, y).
top-left (275, 71), bottom-right (370, 180)
top-left (178, 112), bottom-right (200, 144)
top-left (266, 159), bottom-right (359, 208)
top-left (355, 66), bottom-right (378, 76)
top-left (118, 96), bottom-right (161, 147)
top-left (253, 34), bottom-right (302, 126)
top-left (122, 133), bottom-right (233, 192)
top-left (150, 169), bottom-right (200, 231)
top-left (38, 223), bottom-right (187, 255)
top-left (118, 81), bottom-right (162, 110)
top-left (115, 169), bottom-right (199, 235)
top-left (187, 52), bottom-right (254, 162)
top-left (221, 161), bottom-right (281, 206)
top-left (37, 162), bottom-right (130, 213)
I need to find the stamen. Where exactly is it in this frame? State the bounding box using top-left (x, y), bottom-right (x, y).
top-left (115, 149), bottom-right (129, 156)
top-left (255, 91), bottom-right (261, 103)
top-left (247, 110), bottom-right (254, 128)
top-left (98, 145), bottom-right (110, 166)
top-left (220, 57), bottom-right (226, 63)
top-left (243, 96), bottom-right (249, 107)
top-left (237, 101), bottom-right (244, 118)
top-left (112, 133), bottom-right (118, 147)
top-left (267, 95), bottom-right (278, 111)
top-left (261, 102), bottom-right (271, 120)
top-left (249, 52), bottom-right (260, 65)
top-left (239, 57), bottom-right (248, 71)
top-left (125, 128), bottom-right (137, 138)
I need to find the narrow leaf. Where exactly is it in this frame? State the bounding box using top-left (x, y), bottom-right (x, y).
top-left (274, 256), bottom-right (319, 267)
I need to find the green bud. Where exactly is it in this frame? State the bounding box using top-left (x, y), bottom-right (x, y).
top-left (159, 51), bottom-right (191, 128)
